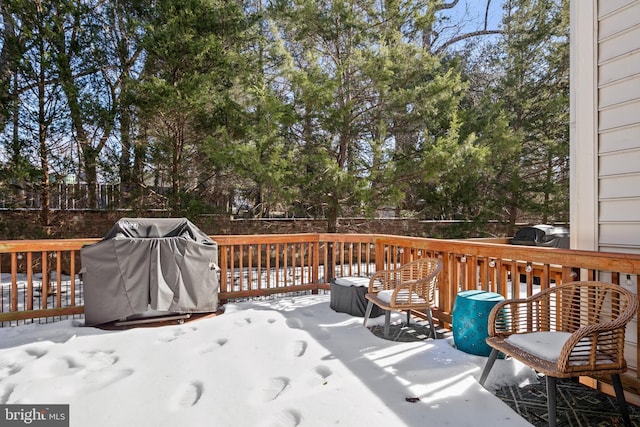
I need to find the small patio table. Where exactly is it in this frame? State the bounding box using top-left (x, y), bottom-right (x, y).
top-left (452, 290), bottom-right (504, 356)
top-left (330, 277), bottom-right (383, 318)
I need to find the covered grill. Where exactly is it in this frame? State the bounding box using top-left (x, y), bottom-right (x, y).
top-left (510, 224), bottom-right (569, 249)
top-left (81, 218), bottom-right (219, 326)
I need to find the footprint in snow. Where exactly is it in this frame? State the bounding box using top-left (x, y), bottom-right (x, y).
top-left (200, 338), bottom-right (228, 354)
top-left (256, 377), bottom-right (290, 402)
top-left (61, 356), bottom-right (82, 370)
top-left (80, 368), bottom-right (134, 393)
top-left (292, 340), bottom-right (307, 358)
top-left (262, 409), bottom-right (303, 427)
top-left (315, 365), bottom-right (332, 380)
top-left (286, 318), bottom-right (303, 329)
top-left (54, 350), bottom-right (118, 375)
top-left (171, 381), bottom-right (204, 410)
top-left (78, 350), bottom-right (119, 370)
top-left (0, 346), bottom-right (50, 380)
top-left (0, 383), bottom-right (15, 404)
top-left (29, 356), bottom-right (80, 378)
top-left (0, 363), bottom-right (22, 379)
top-left (235, 318), bottom-right (252, 327)
top-left (157, 327), bottom-right (195, 343)
top-left (315, 328), bottom-right (331, 340)
top-left (24, 346), bottom-right (48, 359)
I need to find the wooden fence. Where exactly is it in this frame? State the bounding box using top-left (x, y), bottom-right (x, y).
top-left (0, 183), bottom-right (171, 210)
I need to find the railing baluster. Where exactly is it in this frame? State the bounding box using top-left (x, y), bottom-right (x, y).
top-left (41, 251), bottom-right (48, 310)
top-left (219, 246), bottom-right (229, 294)
top-left (265, 244), bottom-right (271, 289)
top-left (27, 252), bottom-right (34, 310)
top-left (275, 243), bottom-right (281, 288)
top-left (257, 244), bottom-right (263, 290)
top-left (247, 244), bottom-right (253, 290)
top-left (56, 251), bottom-right (62, 308)
top-left (238, 244), bottom-right (244, 290)
top-left (10, 252), bottom-right (18, 312)
top-left (70, 251), bottom-right (76, 307)
top-left (283, 243), bottom-right (289, 288)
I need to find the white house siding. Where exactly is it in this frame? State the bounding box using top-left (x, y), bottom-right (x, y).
top-left (597, 0), bottom-right (640, 253)
top-left (572, 0), bottom-right (640, 372)
top-left (598, 0), bottom-right (640, 370)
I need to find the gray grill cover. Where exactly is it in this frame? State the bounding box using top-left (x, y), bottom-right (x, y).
top-left (81, 218), bottom-right (219, 326)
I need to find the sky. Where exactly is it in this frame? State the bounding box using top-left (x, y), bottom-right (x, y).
top-left (0, 293), bottom-right (536, 427)
top-left (434, 0), bottom-right (505, 52)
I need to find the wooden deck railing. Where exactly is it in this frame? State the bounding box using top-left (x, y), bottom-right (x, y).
top-left (2, 233), bottom-right (640, 398)
top-left (2, 233), bottom-right (639, 327)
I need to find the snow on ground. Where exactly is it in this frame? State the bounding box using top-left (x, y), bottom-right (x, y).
top-left (0, 294), bottom-right (537, 426)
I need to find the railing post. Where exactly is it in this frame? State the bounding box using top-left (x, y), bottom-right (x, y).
top-left (313, 236), bottom-right (321, 285)
top-left (439, 250), bottom-right (457, 327)
top-left (326, 241), bottom-right (334, 283)
top-left (375, 241), bottom-right (385, 272)
top-left (219, 244), bottom-right (229, 303)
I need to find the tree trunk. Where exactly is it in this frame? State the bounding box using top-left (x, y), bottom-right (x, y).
top-left (133, 124), bottom-right (148, 208)
top-left (52, 10), bottom-right (113, 211)
top-left (84, 150), bottom-right (99, 209)
top-left (119, 106), bottom-right (132, 185)
top-left (38, 37), bottom-right (50, 233)
top-left (0, 2), bottom-right (15, 129)
top-left (170, 121), bottom-right (184, 211)
top-left (326, 195), bottom-right (339, 233)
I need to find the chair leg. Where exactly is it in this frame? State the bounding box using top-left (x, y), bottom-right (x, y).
top-left (611, 373), bottom-right (632, 427)
top-left (426, 307), bottom-right (436, 339)
top-left (383, 310), bottom-right (391, 338)
top-left (363, 301), bottom-right (374, 327)
top-left (478, 348), bottom-right (499, 386)
top-left (406, 310), bottom-right (411, 326)
top-left (546, 376), bottom-right (557, 427)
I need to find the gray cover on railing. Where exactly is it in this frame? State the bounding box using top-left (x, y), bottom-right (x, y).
top-left (81, 218), bottom-right (219, 326)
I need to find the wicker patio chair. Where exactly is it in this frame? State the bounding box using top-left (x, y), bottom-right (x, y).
top-left (363, 257), bottom-right (442, 339)
top-left (479, 281), bottom-right (639, 427)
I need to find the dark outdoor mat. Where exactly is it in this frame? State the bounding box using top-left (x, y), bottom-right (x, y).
top-left (368, 320), bottom-right (441, 342)
top-left (494, 377), bottom-right (640, 427)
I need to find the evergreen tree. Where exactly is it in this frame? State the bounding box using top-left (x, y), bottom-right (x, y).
top-left (220, 0), bottom-right (297, 218)
top-left (488, 0), bottom-right (569, 228)
top-left (269, 0), bottom-right (470, 231)
top-left (0, 0), bottom-right (71, 230)
top-left (134, 0), bottom-right (251, 214)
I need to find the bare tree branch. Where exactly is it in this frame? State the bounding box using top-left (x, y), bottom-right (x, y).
top-left (484, 0), bottom-right (493, 31)
top-left (437, 0), bottom-right (460, 11)
top-left (434, 29), bottom-right (503, 54)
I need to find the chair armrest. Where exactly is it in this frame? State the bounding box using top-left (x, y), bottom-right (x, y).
top-left (557, 315), bottom-right (632, 371)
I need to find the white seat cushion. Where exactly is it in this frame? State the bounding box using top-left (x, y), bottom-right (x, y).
top-left (506, 331), bottom-right (572, 361)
